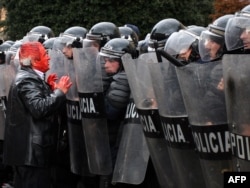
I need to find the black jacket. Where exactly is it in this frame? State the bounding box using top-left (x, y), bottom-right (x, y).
top-left (3, 66), bottom-right (66, 167)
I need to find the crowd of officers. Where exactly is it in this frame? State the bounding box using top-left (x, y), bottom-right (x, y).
top-left (0, 4), bottom-right (250, 188)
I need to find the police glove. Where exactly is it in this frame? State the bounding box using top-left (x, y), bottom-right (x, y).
top-left (107, 71), bottom-right (130, 109)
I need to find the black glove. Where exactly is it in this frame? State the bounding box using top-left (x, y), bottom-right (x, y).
top-left (107, 71), bottom-right (130, 109)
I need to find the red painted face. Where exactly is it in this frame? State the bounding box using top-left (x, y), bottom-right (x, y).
top-left (32, 43), bottom-right (50, 73)
top-left (19, 42), bottom-right (50, 73)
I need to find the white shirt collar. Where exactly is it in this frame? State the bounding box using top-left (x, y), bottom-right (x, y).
top-left (33, 69), bottom-right (45, 80)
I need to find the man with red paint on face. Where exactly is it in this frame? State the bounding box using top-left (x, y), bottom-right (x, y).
top-left (2, 41), bottom-right (72, 188)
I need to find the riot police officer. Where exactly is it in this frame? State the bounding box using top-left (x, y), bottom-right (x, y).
top-left (52, 26), bottom-right (98, 188)
top-left (83, 22), bottom-right (120, 50)
top-left (60, 26), bottom-right (88, 59)
top-left (98, 38), bottom-right (137, 188)
top-left (175, 15), bottom-right (234, 188)
top-left (148, 18), bottom-right (186, 52)
top-left (224, 5), bottom-right (250, 53)
top-left (164, 25), bottom-right (206, 64)
top-left (0, 41), bottom-right (14, 188)
top-left (223, 5), bottom-right (250, 172)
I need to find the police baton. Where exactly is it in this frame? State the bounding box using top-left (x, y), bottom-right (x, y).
top-left (156, 49), bottom-right (186, 67)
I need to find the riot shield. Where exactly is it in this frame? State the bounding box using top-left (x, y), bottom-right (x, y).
top-left (59, 52), bottom-right (90, 176)
top-left (223, 54), bottom-right (250, 171)
top-left (176, 61), bottom-right (232, 188)
top-left (46, 49), bottom-right (66, 80)
top-left (73, 47), bottom-right (112, 175)
top-left (22, 33), bottom-right (41, 43)
top-left (0, 64), bottom-right (8, 140)
top-left (112, 95), bottom-right (150, 185)
top-left (122, 53), bottom-right (177, 188)
top-left (148, 58), bottom-right (206, 188)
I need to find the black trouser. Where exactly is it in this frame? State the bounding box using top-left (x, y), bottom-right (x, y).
top-left (14, 165), bottom-right (51, 188)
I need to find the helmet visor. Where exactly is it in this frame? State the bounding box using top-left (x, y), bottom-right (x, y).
top-left (165, 30), bottom-right (197, 56)
top-left (225, 16), bottom-right (250, 51)
top-left (198, 30), bottom-right (224, 61)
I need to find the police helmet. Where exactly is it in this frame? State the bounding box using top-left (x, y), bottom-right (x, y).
top-left (86, 22), bottom-right (120, 48)
top-left (119, 26), bottom-right (139, 47)
top-left (3, 40), bottom-right (23, 70)
top-left (100, 38), bottom-right (138, 59)
top-left (137, 33), bottom-right (150, 55)
top-left (225, 6), bottom-right (250, 52)
top-left (241, 4), bottom-right (250, 14)
top-left (59, 26), bottom-right (88, 48)
top-left (4, 40), bottom-right (15, 46)
top-left (124, 24), bottom-right (140, 37)
top-left (27, 25), bottom-right (55, 43)
top-left (199, 14), bottom-right (234, 61)
top-left (148, 18), bottom-right (186, 50)
top-left (0, 42), bottom-right (12, 52)
top-left (165, 26), bottom-right (206, 63)
top-left (0, 42), bottom-right (12, 64)
top-left (43, 37), bottom-right (56, 50)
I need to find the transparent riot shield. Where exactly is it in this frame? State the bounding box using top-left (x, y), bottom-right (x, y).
top-left (122, 53), bottom-right (177, 188)
top-left (73, 47), bottom-right (112, 175)
top-left (0, 64), bottom-right (8, 140)
top-left (148, 59), bottom-right (206, 188)
top-left (223, 54), bottom-right (250, 171)
top-left (46, 49), bottom-right (65, 80)
top-left (176, 61), bottom-right (232, 188)
top-left (112, 95), bottom-right (150, 185)
top-left (22, 33), bottom-right (41, 43)
top-left (60, 52), bottom-right (90, 176)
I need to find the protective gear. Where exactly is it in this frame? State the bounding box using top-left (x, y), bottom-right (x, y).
top-left (0, 51), bottom-right (5, 65)
top-left (122, 53), bottom-right (178, 188)
top-left (148, 56), bottom-right (206, 188)
top-left (240, 4), bottom-right (250, 14)
top-left (28, 25), bottom-right (55, 43)
top-left (148, 18), bottom-right (186, 50)
top-left (165, 26), bottom-right (206, 64)
top-left (4, 40), bottom-right (14, 46)
top-left (100, 38), bottom-right (138, 60)
top-left (176, 61), bottom-right (232, 188)
top-left (43, 37), bottom-right (56, 50)
top-left (112, 95), bottom-right (150, 185)
top-left (0, 42), bottom-right (12, 52)
top-left (0, 42), bottom-right (12, 64)
top-left (0, 64), bottom-right (8, 139)
top-left (59, 26), bottom-right (88, 48)
top-left (223, 54), bottom-right (250, 171)
top-left (186, 26), bottom-right (207, 56)
top-left (86, 22), bottom-right (120, 48)
top-left (107, 71), bottom-right (130, 109)
top-left (137, 33), bottom-right (150, 54)
top-left (73, 47), bottom-right (112, 175)
top-left (64, 26), bottom-right (88, 38)
top-left (119, 26), bottom-right (139, 47)
top-left (199, 14), bottom-right (234, 61)
top-left (225, 10), bottom-right (250, 52)
top-left (124, 24), bottom-right (140, 37)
